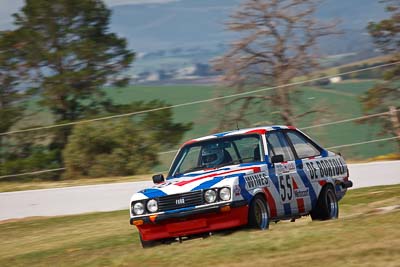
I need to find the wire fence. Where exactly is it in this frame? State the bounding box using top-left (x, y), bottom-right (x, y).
top-left (326, 136), bottom-right (400, 150)
top-left (1, 61), bottom-right (399, 137)
top-left (1, 134), bottom-right (398, 180)
top-left (0, 168), bottom-right (66, 180)
top-left (0, 61), bottom-right (399, 179)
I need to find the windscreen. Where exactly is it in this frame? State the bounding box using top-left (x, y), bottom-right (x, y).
top-left (169, 134), bottom-right (263, 177)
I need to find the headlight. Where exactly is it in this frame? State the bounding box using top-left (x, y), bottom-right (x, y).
top-left (204, 189), bottom-right (217, 203)
top-left (146, 199), bottom-right (158, 213)
top-left (219, 187), bottom-right (231, 201)
top-left (133, 202), bottom-right (144, 215)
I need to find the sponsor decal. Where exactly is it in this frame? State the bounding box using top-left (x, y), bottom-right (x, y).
top-left (276, 162), bottom-right (296, 174)
top-left (233, 185), bottom-right (241, 196)
top-left (244, 172), bottom-right (269, 190)
top-left (155, 181), bottom-right (172, 188)
top-left (304, 157), bottom-right (346, 180)
top-left (175, 166), bottom-right (261, 186)
top-left (175, 198), bottom-right (185, 205)
top-left (278, 174), bottom-right (293, 203)
top-left (294, 188), bottom-right (309, 198)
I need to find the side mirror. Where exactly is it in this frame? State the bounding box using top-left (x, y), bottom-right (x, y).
top-left (271, 154), bottom-right (284, 164)
top-left (152, 174), bottom-right (165, 184)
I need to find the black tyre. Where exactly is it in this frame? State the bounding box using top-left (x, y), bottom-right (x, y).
top-left (139, 233), bottom-right (157, 248)
top-left (248, 195), bottom-right (269, 230)
top-left (311, 185), bottom-right (339, 221)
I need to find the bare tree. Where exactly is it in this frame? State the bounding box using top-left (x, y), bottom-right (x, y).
top-left (213, 0), bottom-right (338, 129)
top-left (360, 0), bottom-right (400, 151)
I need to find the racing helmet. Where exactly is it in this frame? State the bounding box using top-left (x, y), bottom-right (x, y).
top-left (201, 146), bottom-right (224, 166)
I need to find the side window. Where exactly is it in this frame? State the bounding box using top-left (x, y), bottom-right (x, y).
top-left (233, 136), bottom-right (261, 162)
top-left (266, 132), bottom-right (295, 162)
top-left (224, 144), bottom-right (239, 163)
top-left (286, 131), bottom-right (321, 159)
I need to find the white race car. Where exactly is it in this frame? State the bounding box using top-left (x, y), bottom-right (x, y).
top-left (129, 125), bottom-right (353, 247)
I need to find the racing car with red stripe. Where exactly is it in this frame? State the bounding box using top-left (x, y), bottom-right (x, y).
top-left (129, 125), bottom-right (353, 247)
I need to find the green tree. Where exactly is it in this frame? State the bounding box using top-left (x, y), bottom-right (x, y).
top-left (64, 119), bottom-right (160, 178)
top-left (112, 100), bottom-right (193, 149)
top-left (0, 30), bottom-right (28, 163)
top-left (63, 101), bottom-right (192, 178)
top-left (1, 141), bottom-right (60, 180)
top-left (361, 0), bottom-right (400, 151)
top-left (12, 0), bottom-right (134, 153)
top-left (0, 32), bottom-right (23, 137)
top-left (1, 0), bottom-right (192, 179)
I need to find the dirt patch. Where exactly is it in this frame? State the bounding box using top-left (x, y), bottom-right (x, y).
top-left (367, 205), bottom-right (400, 214)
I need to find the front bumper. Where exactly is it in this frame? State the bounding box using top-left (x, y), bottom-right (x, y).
top-left (131, 200), bottom-right (248, 241)
top-left (130, 200), bottom-right (247, 225)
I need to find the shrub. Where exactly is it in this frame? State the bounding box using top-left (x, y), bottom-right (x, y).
top-left (63, 119), bottom-right (160, 178)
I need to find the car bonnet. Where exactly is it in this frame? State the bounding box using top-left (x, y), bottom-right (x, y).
top-left (131, 163), bottom-right (267, 201)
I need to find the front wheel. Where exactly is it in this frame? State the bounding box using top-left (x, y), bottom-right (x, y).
top-left (311, 185), bottom-right (339, 221)
top-left (248, 195), bottom-right (269, 230)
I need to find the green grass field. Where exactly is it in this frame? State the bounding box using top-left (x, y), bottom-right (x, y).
top-left (17, 79), bottom-right (398, 172)
top-left (2, 79), bottom-right (397, 191)
top-left (1, 184), bottom-right (399, 266)
top-left (104, 80), bottom-right (397, 170)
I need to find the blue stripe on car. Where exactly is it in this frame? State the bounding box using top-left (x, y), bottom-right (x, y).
top-left (183, 168), bottom-right (231, 177)
top-left (267, 163), bottom-right (280, 193)
top-left (238, 163), bottom-right (263, 167)
top-left (164, 206), bottom-right (196, 214)
top-left (171, 168), bottom-right (232, 179)
top-left (214, 131), bottom-right (232, 137)
top-left (335, 184), bottom-right (342, 192)
top-left (191, 173), bottom-right (246, 191)
top-left (180, 168), bottom-right (231, 177)
top-left (239, 175), bottom-right (253, 202)
top-left (139, 188), bottom-right (168, 198)
top-left (191, 177), bottom-right (225, 191)
top-left (283, 203), bottom-right (291, 216)
top-left (295, 159), bottom-right (317, 207)
top-left (295, 159), bottom-right (303, 168)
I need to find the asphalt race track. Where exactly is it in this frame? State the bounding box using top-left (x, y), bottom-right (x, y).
top-left (0, 161), bottom-right (399, 221)
top-left (0, 181), bottom-right (152, 221)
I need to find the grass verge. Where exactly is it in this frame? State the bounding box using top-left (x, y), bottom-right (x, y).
top-left (0, 184), bottom-right (399, 267)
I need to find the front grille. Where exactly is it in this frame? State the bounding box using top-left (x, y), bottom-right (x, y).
top-left (158, 190), bottom-right (203, 212)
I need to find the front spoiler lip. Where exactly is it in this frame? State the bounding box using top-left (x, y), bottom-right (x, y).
top-left (130, 200), bottom-right (248, 225)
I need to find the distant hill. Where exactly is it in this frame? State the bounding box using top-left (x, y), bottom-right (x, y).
top-left (107, 0), bottom-right (388, 82)
top-left (1, 0), bottom-right (389, 82)
top-left (110, 0), bottom-right (385, 52)
top-left (0, 0), bottom-right (387, 82)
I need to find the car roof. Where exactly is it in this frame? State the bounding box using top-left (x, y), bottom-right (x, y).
top-left (182, 125), bottom-right (297, 146)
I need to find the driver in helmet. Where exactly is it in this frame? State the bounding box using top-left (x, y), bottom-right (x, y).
top-left (201, 146), bottom-right (226, 168)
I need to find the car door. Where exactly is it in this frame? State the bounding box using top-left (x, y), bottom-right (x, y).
top-left (265, 131), bottom-right (298, 218)
top-left (284, 130), bottom-right (323, 214)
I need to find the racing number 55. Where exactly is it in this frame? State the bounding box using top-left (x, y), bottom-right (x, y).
top-left (279, 175), bottom-right (293, 202)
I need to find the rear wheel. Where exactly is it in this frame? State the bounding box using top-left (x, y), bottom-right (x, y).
top-left (311, 185), bottom-right (339, 220)
top-left (248, 195), bottom-right (269, 230)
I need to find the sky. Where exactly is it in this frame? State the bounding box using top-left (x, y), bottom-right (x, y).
top-left (0, 0), bottom-right (181, 30)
